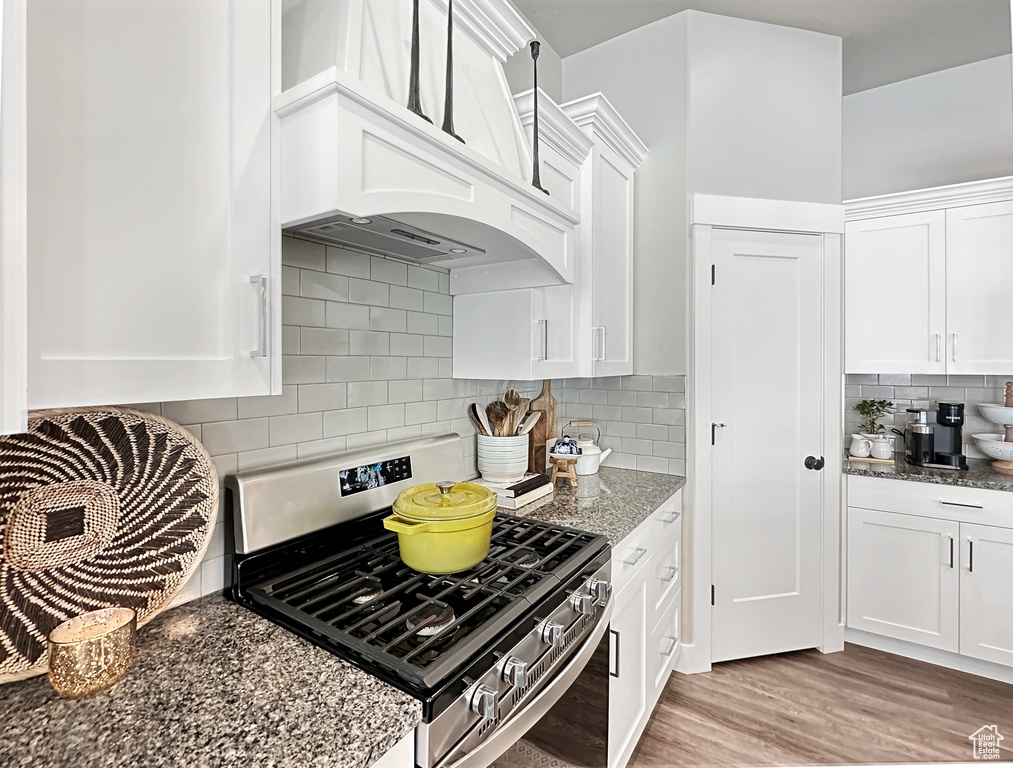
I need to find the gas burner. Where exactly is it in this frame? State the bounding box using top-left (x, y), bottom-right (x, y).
top-left (504, 548), bottom-right (540, 569)
top-left (350, 576), bottom-right (383, 605)
top-left (406, 602), bottom-right (456, 637)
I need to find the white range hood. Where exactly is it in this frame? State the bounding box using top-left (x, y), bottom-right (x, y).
top-left (276, 0), bottom-right (580, 294)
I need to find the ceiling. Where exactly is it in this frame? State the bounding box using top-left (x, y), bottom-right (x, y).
top-left (511, 0), bottom-right (1012, 95)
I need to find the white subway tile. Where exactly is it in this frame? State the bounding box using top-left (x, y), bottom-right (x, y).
top-left (282, 325), bottom-right (301, 355)
top-left (439, 359), bottom-right (453, 378)
top-left (282, 355), bottom-right (326, 385)
top-left (237, 444), bottom-right (299, 471)
top-left (622, 437), bottom-right (653, 455)
top-left (407, 265), bottom-right (440, 292)
top-left (424, 291), bottom-right (453, 316)
top-left (368, 403), bottom-right (405, 430)
top-left (651, 408), bottom-right (685, 426)
top-left (282, 266), bottom-right (300, 296)
top-left (326, 356), bottom-right (371, 382)
top-left (349, 330), bottom-right (390, 356)
top-left (238, 386), bottom-right (299, 420)
top-left (592, 404), bottom-right (622, 421)
top-left (409, 357), bottom-right (440, 379)
top-left (201, 557), bottom-right (228, 595)
top-left (202, 419), bottom-right (269, 455)
top-left (119, 402), bottom-right (163, 416)
top-left (349, 277), bottom-right (389, 306)
top-left (622, 375), bottom-right (654, 391)
top-left (282, 295), bottom-right (326, 327)
top-left (438, 273), bottom-right (451, 294)
top-left (439, 316), bottom-right (453, 337)
top-left (371, 256), bottom-right (409, 285)
top-left (348, 381), bottom-right (389, 407)
top-left (405, 400), bottom-right (439, 425)
top-left (181, 424), bottom-right (202, 442)
top-left (669, 426), bottom-right (686, 443)
top-left (437, 398), bottom-right (464, 421)
top-left (326, 301), bottom-right (370, 330)
top-left (652, 441), bottom-right (685, 459)
top-left (387, 425), bottom-right (423, 442)
top-left (424, 335), bottom-right (453, 358)
top-left (270, 412), bottom-right (323, 446)
top-left (346, 431), bottom-right (389, 450)
top-left (301, 270), bottom-right (349, 302)
top-left (390, 333), bottom-right (425, 357)
top-left (283, 237), bottom-right (326, 271)
top-left (297, 437), bottom-right (348, 459)
top-left (370, 356), bottom-right (407, 380)
top-left (637, 391), bottom-right (670, 408)
top-left (390, 285), bottom-right (425, 311)
top-left (301, 327), bottom-right (350, 356)
top-left (370, 306), bottom-right (408, 333)
top-left (169, 574), bottom-right (204, 607)
top-left (637, 423), bottom-right (669, 441)
top-left (408, 311), bottom-right (440, 336)
top-left (605, 452), bottom-right (637, 470)
top-left (607, 390), bottom-right (636, 406)
top-left (326, 247), bottom-right (371, 278)
top-left (423, 379), bottom-right (454, 401)
top-left (636, 455), bottom-right (669, 474)
top-left (452, 379), bottom-right (478, 398)
top-left (621, 406), bottom-right (653, 423)
top-left (211, 454), bottom-right (238, 484)
top-left (593, 376), bottom-right (623, 390)
top-left (652, 375), bottom-right (686, 393)
top-left (388, 379), bottom-right (424, 403)
top-left (324, 408), bottom-right (368, 437)
top-left (421, 420), bottom-right (452, 436)
top-left (668, 459), bottom-right (687, 475)
top-left (163, 398), bottom-right (238, 425)
top-left (298, 383), bottom-right (347, 413)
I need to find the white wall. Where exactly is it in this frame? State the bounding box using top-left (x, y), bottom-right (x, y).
top-left (503, 34), bottom-right (562, 102)
top-left (844, 55), bottom-right (1013, 200)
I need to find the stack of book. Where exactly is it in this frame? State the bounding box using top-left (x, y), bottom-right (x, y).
top-left (474, 473), bottom-right (553, 509)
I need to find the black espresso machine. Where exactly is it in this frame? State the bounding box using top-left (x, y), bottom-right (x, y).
top-left (902, 403), bottom-right (969, 470)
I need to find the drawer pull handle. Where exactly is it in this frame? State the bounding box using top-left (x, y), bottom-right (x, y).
top-left (610, 629), bottom-right (620, 678)
top-left (940, 500), bottom-right (983, 509)
top-left (661, 511), bottom-right (680, 525)
top-left (660, 565), bottom-right (678, 583)
top-left (662, 635), bottom-right (678, 657)
top-left (949, 536), bottom-right (954, 569)
top-left (969, 539), bottom-right (974, 573)
top-left (623, 547), bottom-right (648, 567)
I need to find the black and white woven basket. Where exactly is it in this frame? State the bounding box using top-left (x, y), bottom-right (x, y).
top-left (0, 407), bottom-right (219, 683)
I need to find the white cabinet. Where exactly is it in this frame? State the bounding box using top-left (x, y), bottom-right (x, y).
top-left (847, 476), bottom-right (1013, 669)
top-left (960, 522), bottom-right (1013, 666)
top-left (844, 212), bottom-right (946, 374)
top-left (844, 179), bottom-right (1013, 375)
top-left (25, 0), bottom-right (281, 409)
top-left (453, 91), bottom-right (645, 381)
top-left (945, 202), bottom-right (1013, 374)
top-left (1, 0), bottom-right (27, 435)
top-left (847, 507), bottom-right (959, 651)
top-left (608, 489), bottom-right (682, 768)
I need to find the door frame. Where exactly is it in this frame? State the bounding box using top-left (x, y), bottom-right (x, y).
top-left (677, 193), bottom-right (845, 674)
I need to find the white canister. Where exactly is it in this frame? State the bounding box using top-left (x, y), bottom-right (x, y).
top-left (849, 434), bottom-right (872, 458)
top-left (870, 436), bottom-right (893, 460)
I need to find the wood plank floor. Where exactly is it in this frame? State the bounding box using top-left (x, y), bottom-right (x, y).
top-left (630, 643), bottom-right (1013, 766)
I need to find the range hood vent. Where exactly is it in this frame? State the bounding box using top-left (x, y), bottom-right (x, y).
top-left (294, 215), bottom-right (485, 263)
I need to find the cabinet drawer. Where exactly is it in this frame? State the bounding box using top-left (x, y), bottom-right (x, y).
top-left (612, 491), bottom-right (683, 594)
top-left (848, 475), bottom-right (1013, 527)
top-left (647, 588), bottom-right (680, 702)
top-left (647, 525), bottom-right (681, 628)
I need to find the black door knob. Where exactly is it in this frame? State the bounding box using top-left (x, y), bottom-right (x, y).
top-left (804, 456), bottom-right (825, 471)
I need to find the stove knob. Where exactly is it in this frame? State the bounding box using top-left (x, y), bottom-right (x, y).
top-left (470, 684), bottom-right (498, 721)
top-left (589, 579), bottom-right (611, 605)
top-left (502, 657), bottom-right (528, 688)
top-left (539, 619), bottom-right (564, 648)
top-left (570, 592), bottom-right (594, 615)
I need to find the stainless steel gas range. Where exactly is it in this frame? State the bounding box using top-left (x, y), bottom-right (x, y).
top-left (225, 434), bottom-right (612, 768)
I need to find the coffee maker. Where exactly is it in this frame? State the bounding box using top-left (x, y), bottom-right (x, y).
top-left (904, 403), bottom-right (969, 470)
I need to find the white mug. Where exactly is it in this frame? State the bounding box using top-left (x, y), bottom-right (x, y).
top-left (870, 437), bottom-right (892, 460)
top-left (849, 434), bottom-right (872, 458)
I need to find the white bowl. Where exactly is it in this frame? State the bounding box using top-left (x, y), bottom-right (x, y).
top-left (979, 404), bottom-right (1013, 426)
top-left (972, 433), bottom-right (1013, 461)
top-left (477, 435), bottom-right (528, 484)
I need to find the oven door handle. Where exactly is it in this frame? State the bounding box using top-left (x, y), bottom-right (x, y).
top-left (436, 595), bottom-right (614, 768)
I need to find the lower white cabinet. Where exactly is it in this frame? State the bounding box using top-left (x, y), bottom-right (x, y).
top-left (608, 489), bottom-right (682, 768)
top-left (847, 477), bottom-right (1013, 668)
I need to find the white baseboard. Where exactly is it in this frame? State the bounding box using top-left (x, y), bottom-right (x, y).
top-left (821, 622), bottom-right (845, 653)
top-left (673, 642), bottom-right (711, 674)
top-left (845, 628), bottom-right (1013, 685)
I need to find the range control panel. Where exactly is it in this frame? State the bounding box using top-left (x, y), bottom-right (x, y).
top-left (338, 456), bottom-right (413, 497)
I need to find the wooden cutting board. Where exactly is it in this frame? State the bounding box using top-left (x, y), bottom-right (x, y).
top-left (528, 409), bottom-right (548, 475)
top-left (531, 380), bottom-right (558, 440)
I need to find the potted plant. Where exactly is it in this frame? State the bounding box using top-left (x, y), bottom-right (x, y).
top-left (854, 399), bottom-right (894, 436)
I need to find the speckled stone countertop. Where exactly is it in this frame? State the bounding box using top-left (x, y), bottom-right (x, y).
top-left (843, 453), bottom-right (1013, 492)
top-left (514, 467), bottom-right (686, 544)
top-left (0, 595), bottom-right (421, 768)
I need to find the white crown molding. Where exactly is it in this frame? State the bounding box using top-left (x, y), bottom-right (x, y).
top-left (514, 88), bottom-right (593, 166)
top-left (561, 92), bottom-right (648, 169)
top-left (428, 0), bottom-right (534, 63)
top-left (691, 193), bottom-right (844, 234)
top-left (845, 176), bottom-right (1013, 220)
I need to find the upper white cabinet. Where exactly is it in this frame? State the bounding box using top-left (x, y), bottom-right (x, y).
top-left (844, 178), bottom-right (1013, 375)
top-left (25, 0), bottom-right (281, 410)
top-left (1, 0), bottom-right (27, 435)
top-left (453, 91), bottom-right (646, 381)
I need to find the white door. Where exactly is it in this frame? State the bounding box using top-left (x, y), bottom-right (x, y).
top-left (711, 228), bottom-right (823, 663)
top-left (960, 522), bottom-right (1013, 665)
top-left (844, 212), bottom-right (946, 374)
top-left (847, 507), bottom-right (959, 651)
top-left (26, 0), bottom-right (279, 409)
top-left (945, 202), bottom-right (1013, 374)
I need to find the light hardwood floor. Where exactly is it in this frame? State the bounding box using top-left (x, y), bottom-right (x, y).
top-left (631, 643), bottom-right (1013, 766)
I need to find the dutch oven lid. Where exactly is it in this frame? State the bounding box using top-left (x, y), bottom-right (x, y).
top-left (393, 481), bottom-right (496, 522)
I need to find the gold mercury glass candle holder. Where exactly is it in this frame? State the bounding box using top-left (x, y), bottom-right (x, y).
top-left (47, 607), bottom-right (137, 698)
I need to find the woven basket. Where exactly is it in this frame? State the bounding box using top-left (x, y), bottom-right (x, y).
top-left (0, 407), bottom-right (219, 683)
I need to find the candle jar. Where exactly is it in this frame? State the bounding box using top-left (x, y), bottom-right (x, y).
top-left (47, 607), bottom-right (136, 698)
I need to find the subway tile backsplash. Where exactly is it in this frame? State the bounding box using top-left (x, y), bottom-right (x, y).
top-left (845, 372), bottom-right (1013, 459)
top-left (142, 235), bottom-right (687, 605)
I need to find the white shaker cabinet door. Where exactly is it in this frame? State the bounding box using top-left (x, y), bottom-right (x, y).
top-left (844, 212), bottom-right (946, 374)
top-left (847, 507), bottom-right (959, 652)
top-left (959, 522), bottom-right (1013, 666)
top-left (945, 202), bottom-right (1013, 374)
top-left (26, 0), bottom-right (280, 408)
top-left (608, 575), bottom-right (647, 768)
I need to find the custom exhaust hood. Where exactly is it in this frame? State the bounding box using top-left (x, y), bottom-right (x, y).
top-left (277, 0), bottom-right (580, 294)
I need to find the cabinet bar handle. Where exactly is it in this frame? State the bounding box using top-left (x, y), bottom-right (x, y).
top-left (535, 320), bottom-right (547, 361)
top-left (662, 635), bottom-right (678, 657)
top-left (250, 275), bottom-right (268, 358)
top-left (969, 539), bottom-right (974, 572)
top-left (600, 326), bottom-right (606, 361)
top-left (660, 565), bottom-right (678, 583)
top-left (623, 546), bottom-right (647, 567)
top-left (941, 500), bottom-right (983, 509)
top-left (935, 333), bottom-right (942, 363)
top-left (949, 536), bottom-right (954, 569)
top-left (610, 629), bottom-right (620, 678)
top-left (591, 326), bottom-right (604, 361)
top-left (952, 333), bottom-right (958, 362)
top-left (661, 511), bottom-right (680, 525)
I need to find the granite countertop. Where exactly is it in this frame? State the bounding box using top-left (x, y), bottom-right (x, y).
top-left (0, 595), bottom-right (421, 768)
top-left (515, 467), bottom-right (686, 544)
top-left (843, 453), bottom-right (1013, 492)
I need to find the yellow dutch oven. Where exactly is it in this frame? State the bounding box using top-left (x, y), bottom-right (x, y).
top-left (383, 481), bottom-right (497, 574)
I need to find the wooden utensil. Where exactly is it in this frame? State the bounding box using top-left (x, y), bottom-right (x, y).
top-left (486, 401), bottom-right (510, 437)
top-left (475, 403), bottom-right (494, 437)
top-left (1005, 383), bottom-right (1013, 443)
top-left (509, 397), bottom-right (531, 435)
top-left (468, 403), bottom-right (489, 436)
top-left (504, 382), bottom-right (524, 435)
top-left (531, 380), bottom-right (558, 439)
top-left (516, 410), bottom-right (541, 435)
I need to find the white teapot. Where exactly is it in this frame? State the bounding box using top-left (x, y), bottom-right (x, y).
top-left (566, 422), bottom-right (612, 475)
